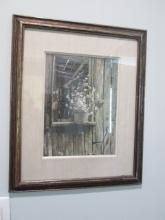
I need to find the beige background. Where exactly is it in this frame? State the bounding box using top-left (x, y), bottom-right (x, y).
top-left (21, 29), bottom-right (137, 181)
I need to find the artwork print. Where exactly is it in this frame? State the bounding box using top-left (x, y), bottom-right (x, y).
top-left (44, 53), bottom-right (118, 156)
top-left (10, 15), bottom-right (146, 191)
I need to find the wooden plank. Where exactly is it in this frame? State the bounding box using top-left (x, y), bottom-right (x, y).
top-left (51, 55), bottom-right (57, 122)
top-left (50, 128), bottom-right (75, 156)
top-left (57, 131), bottom-right (65, 156)
top-left (65, 133), bottom-right (74, 156)
top-left (47, 132), bottom-right (53, 156)
top-left (44, 55), bottom-right (55, 156)
top-left (72, 127), bottom-right (84, 155)
top-left (43, 133), bottom-right (49, 156)
top-left (84, 127), bottom-right (93, 155)
top-left (88, 58), bottom-right (94, 122)
top-left (61, 133), bottom-right (67, 155)
top-left (56, 132), bottom-right (64, 156)
top-left (52, 122), bottom-right (96, 126)
top-left (62, 127), bottom-right (74, 156)
top-left (51, 131), bottom-right (58, 156)
top-left (84, 130), bottom-right (88, 155)
top-left (77, 131), bottom-right (85, 155)
top-left (110, 59), bottom-right (118, 154)
top-left (92, 58), bottom-right (104, 155)
top-left (51, 126), bottom-right (93, 156)
top-left (103, 59), bottom-right (111, 154)
top-left (44, 55), bottom-right (54, 156)
top-left (72, 133), bottom-right (78, 155)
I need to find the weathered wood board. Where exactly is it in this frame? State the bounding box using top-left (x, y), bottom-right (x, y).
top-left (110, 59), bottom-right (118, 154)
top-left (92, 58), bottom-right (104, 155)
top-left (103, 59), bottom-right (111, 154)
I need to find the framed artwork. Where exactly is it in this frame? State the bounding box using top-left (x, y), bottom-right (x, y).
top-left (10, 15), bottom-right (147, 191)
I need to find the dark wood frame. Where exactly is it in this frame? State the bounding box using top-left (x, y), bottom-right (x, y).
top-left (9, 15), bottom-right (147, 191)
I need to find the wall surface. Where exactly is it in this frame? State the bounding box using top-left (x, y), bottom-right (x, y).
top-left (0, 0), bottom-right (165, 219)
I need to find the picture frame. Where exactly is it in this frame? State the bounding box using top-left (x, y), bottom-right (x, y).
top-left (10, 15), bottom-right (147, 191)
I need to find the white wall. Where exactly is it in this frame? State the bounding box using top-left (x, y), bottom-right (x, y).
top-left (0, 0), bottom-right (165, 219)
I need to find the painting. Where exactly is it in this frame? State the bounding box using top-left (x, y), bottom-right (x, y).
top-left (10, 15), bottom-right (147, 191)
top-left (44, 53), bottom-right (118, 157)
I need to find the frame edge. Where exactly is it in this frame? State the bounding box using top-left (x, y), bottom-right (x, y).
top-left (9, 14), bottom-right (147, 192)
